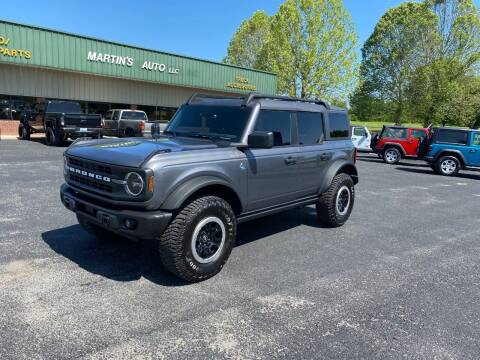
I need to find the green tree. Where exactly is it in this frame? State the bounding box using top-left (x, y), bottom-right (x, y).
top-left (257, 0), bottom-right (358, 101)
top-left (355, 2), bottom-right (438, 124)
top-left (223, 11), bottom-right (270, 69)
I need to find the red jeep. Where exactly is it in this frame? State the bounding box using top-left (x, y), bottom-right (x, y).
top-left (371, 126), bottom-right (429, 164)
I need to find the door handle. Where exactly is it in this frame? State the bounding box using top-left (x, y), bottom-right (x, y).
top-left (284, 156), bottom-right (297, 165)
top-left (320, 153), bottom-right (330, 161)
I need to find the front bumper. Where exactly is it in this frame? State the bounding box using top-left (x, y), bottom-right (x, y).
top-left (60, 184), bottom-right (171, 240)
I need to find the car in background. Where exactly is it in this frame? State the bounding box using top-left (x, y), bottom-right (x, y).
top-left (351, 125), bottom-right (371, 151)
top-left (0, 99), bottom-right (29, 120)
top-left (143, 120), bottom-right (169, 137)
top-left (19, 100), bottom-right (102, 146)
top-left (102, 109), bottom-right (148, 137)
top-left (419, 127), bottom-right (480, 176)
top-left (371, 126), bottom-right (429, 164)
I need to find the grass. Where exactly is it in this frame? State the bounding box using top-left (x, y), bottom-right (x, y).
top-left (351, 120), bottom-right (423, 133)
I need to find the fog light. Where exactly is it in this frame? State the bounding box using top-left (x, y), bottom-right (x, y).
top-left (124, 218), bottom-right (138, 230)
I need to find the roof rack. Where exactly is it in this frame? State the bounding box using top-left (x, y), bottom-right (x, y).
top-left (186, 92), bottom-right (331, 109)
top-left (242, 93), bottom-right (330, 109)
top-left (186, 93), bottom-right (244, 105)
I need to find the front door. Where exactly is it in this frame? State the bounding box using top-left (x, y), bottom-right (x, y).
top-left (466, 132), bottom-right (480, 167)
top-left (352, 126), bottom-right (370, 151)
top-left (102, 110), bottom-right (113, 134)
top-left (405, 129), bottom-right (426, 156)
top-left (245, 109), bottom-right (300, 211)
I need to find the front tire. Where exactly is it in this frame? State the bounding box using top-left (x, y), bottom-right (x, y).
top-left (18, 123), bottom-right (30, 140)
top-left (435, 156), bottom-right (460, 176)
top-left (158, 196), bottom-right (236, 282)
top-left (383, 147), bottom-right (401, 164)
top-left (316, 173), bottom-right (355, 228)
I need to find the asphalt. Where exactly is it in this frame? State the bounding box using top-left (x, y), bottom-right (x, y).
top-left (1, 138), bottom-right (480, 359)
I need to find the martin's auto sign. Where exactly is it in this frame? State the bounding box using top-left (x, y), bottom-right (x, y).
top-left (0, 20), bottom-right (276, 94)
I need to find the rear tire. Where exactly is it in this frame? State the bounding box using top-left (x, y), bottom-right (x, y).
top-left (316, 173), bottom-right (355, 228)
top-left (383, 147), bottom-right (401, 164)
top-left (435, 156), bottom-right (460, 176)
top-left (158, 196), bottom-right (236, 282)
top-left (45, 127), bottom-right (60, 146)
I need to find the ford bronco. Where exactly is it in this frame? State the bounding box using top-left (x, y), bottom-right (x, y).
top-left (60, 93), bottom-right (358, 282)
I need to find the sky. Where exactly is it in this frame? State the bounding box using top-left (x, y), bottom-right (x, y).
top-left (1, 0), bottom-right (479, 62)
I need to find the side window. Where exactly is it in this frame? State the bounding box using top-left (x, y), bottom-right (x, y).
top-left (104, 111), bottom-right (112, 120)
top-left (472, 133), bottom-right (480, 146)
top-left (112, 111), bottom-right (120, 121)
top-left (254, 110), bottom-right (293, 146)
top-left (436, 129), bottom-right (468, 145)
top-left (383, 127), bottom-right (407, 139)
top-left (353, 127), bottom-right (366, 136)
top-left (412, 129), bottom-right (426, 139)
top-left (328, 112), bottom-right (349, 139)
top-left (297, 112), bottom-right (324, 145)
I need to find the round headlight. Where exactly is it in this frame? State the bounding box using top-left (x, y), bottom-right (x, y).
top-left (124, 172), bottom-right (144, 196)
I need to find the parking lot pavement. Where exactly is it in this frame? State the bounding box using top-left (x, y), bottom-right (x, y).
top-left (1, 139), bottom-right (480, 359)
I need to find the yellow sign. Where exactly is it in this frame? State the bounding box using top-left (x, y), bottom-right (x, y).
top-left (0, 35), bottom-right (32, 59)
top-left (227, 75), bottom-right (257, 91)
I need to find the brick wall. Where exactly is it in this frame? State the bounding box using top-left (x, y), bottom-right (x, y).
top-left (0, 120), bottom-right (20, 137)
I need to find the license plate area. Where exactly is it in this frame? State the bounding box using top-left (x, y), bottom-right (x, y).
top-left (96, 210), bottom-right (119, 229)
top-left (80, 128), bottom-right (88, 133)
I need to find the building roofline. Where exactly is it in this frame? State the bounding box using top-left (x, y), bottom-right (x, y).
top-left (0, 18), bottom-right (276, 76)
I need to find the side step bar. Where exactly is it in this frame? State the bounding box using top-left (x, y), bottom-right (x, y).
top-left (237, 195), bottom-right (318, 223)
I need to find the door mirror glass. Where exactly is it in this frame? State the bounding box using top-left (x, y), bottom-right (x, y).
top-left (151, 123), bottom-right (161, 139)
top-left (248, 131), bottom-right (274, 148)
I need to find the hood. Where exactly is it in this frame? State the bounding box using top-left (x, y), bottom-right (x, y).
top-left (66, 136), bottom-right (221, 167)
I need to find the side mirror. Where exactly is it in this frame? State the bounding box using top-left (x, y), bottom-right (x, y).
top-left (151, 123), bottom-right (161, 139)
top-left (248, 131), bottom-right (274, 148)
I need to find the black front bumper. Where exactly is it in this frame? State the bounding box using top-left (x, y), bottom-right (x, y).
top-left (60, 184), bottom-right (171, 240)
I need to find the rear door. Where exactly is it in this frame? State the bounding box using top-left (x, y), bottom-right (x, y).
top-left (245, 109), bottom-right (301, 211)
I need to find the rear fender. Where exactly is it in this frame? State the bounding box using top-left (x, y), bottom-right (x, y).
top-left (318, 160), bottom-right (358, 194)
top-left (434, 149), bottom-right (467, 167)
top-left (382, 142), bottom-right (406, 155)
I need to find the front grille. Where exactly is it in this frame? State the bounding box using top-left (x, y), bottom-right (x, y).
top-left (70, 174), bottom-right (113, 193)
top-left (68, 157), bottom-right (112, 174)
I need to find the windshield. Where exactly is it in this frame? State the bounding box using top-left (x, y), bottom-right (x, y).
top-left (121, 111), bottom-right (147, 120)
top-left (47, 102), bottom-right (82, 113)
top-left (165, 105), bottom-right (251, 141)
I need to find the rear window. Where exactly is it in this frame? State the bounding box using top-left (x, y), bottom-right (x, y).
top-left (47, 102), bottom-right (81, 113)
top-left (436, 129), bottom-right (469, 145)
top-left (382, 127), bottom-right (407, 139)
top-left (121, 111), bottom-right (147, 120)
top-left (328, 112), bottom-right (349, 139)
top-left (297, 112), bottom-right (324, 145)
top-left (473, 133), bottom-right (480, 146)
top-left (353, 127), bottom-right (366, 136)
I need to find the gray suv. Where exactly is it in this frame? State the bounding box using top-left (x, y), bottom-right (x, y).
top-left (60, 94), bottom-right (358, 282)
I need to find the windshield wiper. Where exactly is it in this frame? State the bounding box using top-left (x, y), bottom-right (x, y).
top-left (183, 133), bottom-right (235, 141)
top-left (163, 130), bottom-right (177, 137)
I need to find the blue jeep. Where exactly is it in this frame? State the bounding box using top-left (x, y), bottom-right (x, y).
top-left (420, 127), bottom-right (480, 176)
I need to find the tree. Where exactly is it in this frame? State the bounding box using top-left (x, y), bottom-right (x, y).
top-left (223, 11), bottom-right (270, 69)
top-left (356, 2), bottom-right (438, 124)
top-left (427, 0), bottom-right (480, 70)
top-left (257, 0), bottom-right (358, 101)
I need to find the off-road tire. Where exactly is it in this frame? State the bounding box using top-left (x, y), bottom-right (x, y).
top-left (316, 173), bottom-right (355, 228)
top-left (383, 147), bottom-right (401, 164)
top-left (18, 123), bottom-right (30, 140)
top-left (158, 196), bottom-right (236, 282)
top-left (435, 155), bottom-right (460, 176)
top-left (45, 127), bottom-right (61, 146)
top-left (77, 214), bottom-right (114, 240)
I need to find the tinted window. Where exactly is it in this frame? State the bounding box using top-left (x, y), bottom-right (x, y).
top-left (166, 105), bottom-right (251, 142)
top-left (473, 133), bottom-right (480, 146)
top-left (382, 127), bottom-right (407, 139)
top-left (353, 127), bottom-right (366, 136)
top-left (254, 110), bottom-right (292, 146)
top-left (121, 111), bottom-right (147, 120)
top-left (297, 112), bottom-right (324, 145)
top-left (112, 111), bottom-right (120, 121)
top-left (47, 102), bottom-right (81, 113)
top-left (436, 129), bottom-right (468, 145)
top-left (412, 129), bottom-right (426, 139)
top-left (328, 112), bottom-right (349, 138)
